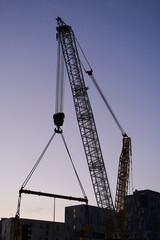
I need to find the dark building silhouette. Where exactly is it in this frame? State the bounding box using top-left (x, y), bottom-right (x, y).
top-left (65, 204), bottom-right (105, 239)
top-left (0, 217), bottom-right (70, 240)
top-left (1, 189), bottom-right (160, 240)
top-left (125, 189), bottom-right (160, 239)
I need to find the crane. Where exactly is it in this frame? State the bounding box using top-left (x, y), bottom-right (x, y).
top-left (89, 76), bottom-right (132, 238)
top-left (56, 17), bottom-right (132, 239)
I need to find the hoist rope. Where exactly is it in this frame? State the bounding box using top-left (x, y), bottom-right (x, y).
top-left (21, 132), bottom-right (56, 189)
top-left (55, 39), bottom-right (60, 113)
top-left (60, 48), bottom-right (64, 112)
top-left (55, 37), bottom-right (64, 113)
top-left (61, 132), bottom-right (87, 200)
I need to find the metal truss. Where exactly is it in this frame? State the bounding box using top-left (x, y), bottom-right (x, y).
top-left (56, 17), bottom-right (114, 211)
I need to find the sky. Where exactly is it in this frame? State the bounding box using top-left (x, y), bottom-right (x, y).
top-left (0, 0), bottom-right (160, 222)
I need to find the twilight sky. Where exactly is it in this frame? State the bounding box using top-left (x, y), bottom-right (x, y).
top-left (0, 0), bottom-right (160, 222)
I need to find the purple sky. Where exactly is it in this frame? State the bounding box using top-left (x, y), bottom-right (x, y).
top-left (1, 0), bottom-right (160, 222)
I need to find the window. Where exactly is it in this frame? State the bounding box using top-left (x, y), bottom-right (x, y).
top-left (73, 208), bottom-right (76, 219)
top-left (73, 224), bottom-right (76, 231)
top-left (46, 224), bottom-right (49, 229)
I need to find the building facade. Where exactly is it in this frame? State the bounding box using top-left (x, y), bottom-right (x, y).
top-left (1, 217), bottom-right (70, 240)
top-left (1, 190), bottom-right (160, 240)
top-left (125, 189), bottom-right (160, 239)
top-left (65, 204), bottom-right (106, 239)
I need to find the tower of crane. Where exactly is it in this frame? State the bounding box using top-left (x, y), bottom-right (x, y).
top-left (56, 17), bottom-right (114, 211)
top-left (56, 17), bottom-right (132, 239)
top-left (115, 135), bottom-right (131, 237)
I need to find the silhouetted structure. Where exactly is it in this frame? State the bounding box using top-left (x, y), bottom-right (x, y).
top-left (1, 190), bottom-right (160, 240)
top-left (0, 218), bottom-right (70, 240)
top-left (65, 204), bottom-right (105, 239)
top-left (125, 189), bottom-right (160, 239)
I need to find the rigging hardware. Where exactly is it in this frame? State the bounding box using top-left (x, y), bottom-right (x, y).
top-left (19, 188), bottom-right (88, 204)
top-left (53, 112), bottom-right (65, 133)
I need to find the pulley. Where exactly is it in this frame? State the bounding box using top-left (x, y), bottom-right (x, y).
top-left (53, 112), bottom-right (65, 133)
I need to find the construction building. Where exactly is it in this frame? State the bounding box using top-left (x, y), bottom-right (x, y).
top-left (125, 189), bottom-right (160, 239)
top-left (0, 204), bottom-right (106, 240)
top-left (1, 190), bottom-right (160, 240)
top-left (0, 217), bottom-right (70, 240)
top-left (65, 204), bottom-right (105, 239)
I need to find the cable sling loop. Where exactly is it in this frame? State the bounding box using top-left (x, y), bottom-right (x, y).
top-left (15, 192), bottom-right (22, 218)
top-left (21, 132), bottom-right (56, 189)
top-left (61, 132), bottom-right (87, 200)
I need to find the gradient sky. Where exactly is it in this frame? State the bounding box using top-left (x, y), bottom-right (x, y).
top-left (1, 0), bottom-right (160, 222)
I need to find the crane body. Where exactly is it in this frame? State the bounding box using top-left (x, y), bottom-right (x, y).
top-left (14, 17), bottom-right (132, 240)
top-left (56, 18), bottom-right (117, 237)
top-left (115, 136), bottom-right (131, 237)
top-left (56, 17), bottom-right (114, 211)
top-left (56, 17), bottom-right (132, 239)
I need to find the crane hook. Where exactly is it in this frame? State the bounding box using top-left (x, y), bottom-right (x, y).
top-left (53, 112), bottom-right (65, 133)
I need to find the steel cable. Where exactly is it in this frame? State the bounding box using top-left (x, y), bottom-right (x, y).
top-left (55, 37), bottom-right (64, 113)
top-left (21, 132), bottom-right (56, 189)
top-left (90, 74), bottom-right (126, 136)
top-left (61, 132), bottom-right (87, 200)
